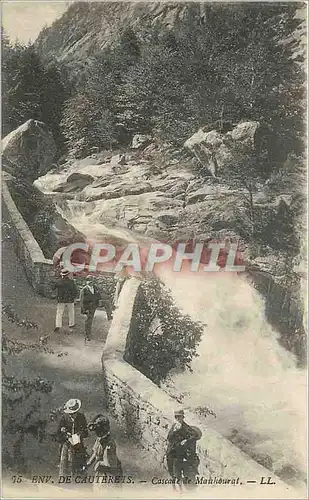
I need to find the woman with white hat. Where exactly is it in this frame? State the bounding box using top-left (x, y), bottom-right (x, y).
top-left (57, 398), bottom-right (88, 479)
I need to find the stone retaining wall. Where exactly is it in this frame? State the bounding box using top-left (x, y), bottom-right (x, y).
top-left (102, 278), bottom-right (290, 486)
top-left (2, 174), bottom-right (55, 297)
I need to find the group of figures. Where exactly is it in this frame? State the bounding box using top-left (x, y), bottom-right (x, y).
top-left (53, 257), bottom-right (202, 487)
top-left (57, 399), bottom-right (202, 489)
top-left (53, 267), bottom-right (125, 341)
top-left (57, 399), bottom-right (123, 483)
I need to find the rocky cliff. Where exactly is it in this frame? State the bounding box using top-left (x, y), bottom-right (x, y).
top-left (35, 1), bottom-right (193, 64)
top-left (35, 2), bottom-right (307, 68)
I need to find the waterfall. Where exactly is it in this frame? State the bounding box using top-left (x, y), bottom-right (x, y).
top-left (158, 268), bottom-right (306, 482)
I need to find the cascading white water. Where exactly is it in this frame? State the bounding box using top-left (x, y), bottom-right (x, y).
top-left (158, 269), bottom-right (307, 482)
top-left (56, 198), bottom-right (141, 245)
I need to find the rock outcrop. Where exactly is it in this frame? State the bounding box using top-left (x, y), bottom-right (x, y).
top-left (2, 119), bottom-right (56, 182)
top-left (53, 172), bottom-right (94, 193)
top-left (2, 120), bottom-right (85, 259)
top-left (35, 2), bottom-right (204, 65)
top-left (131, 134), bottom-right (153, 150)
top-left (184, 121), bottom-right (278, 177)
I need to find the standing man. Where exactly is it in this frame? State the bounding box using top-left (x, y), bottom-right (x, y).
top-left (166, 409), bottom-right (201, 487)
top-left (54, 269), bottom-right (78, 332)
top-left (80, 275), bottom-right (113, 341)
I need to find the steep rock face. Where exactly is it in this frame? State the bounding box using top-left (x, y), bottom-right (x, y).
top-left (35, 1), bottom-right (196, 64)
top-left (35, 1), bottom-right (307, 64)
top-left (2, 119), bottom-right (56, 182)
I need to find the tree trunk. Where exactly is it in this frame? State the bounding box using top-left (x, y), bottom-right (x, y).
top-left (249, 189), bottom-right (255, 236)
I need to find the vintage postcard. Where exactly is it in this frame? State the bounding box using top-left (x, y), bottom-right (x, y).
top-left (1, 1), bottom-right (308, 499)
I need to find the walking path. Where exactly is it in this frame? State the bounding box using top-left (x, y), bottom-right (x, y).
top-left (2, 231), bottom-right (170, 498)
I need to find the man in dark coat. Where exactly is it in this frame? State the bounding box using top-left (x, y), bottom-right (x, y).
top-left (80, 275), bottom-right (113, 341)
top-left (54, 269), bottom-right (78, 332)
top-left (166, 409), bottom-right (201, 486)
top-left (57, 398), bottom-right (89, 477)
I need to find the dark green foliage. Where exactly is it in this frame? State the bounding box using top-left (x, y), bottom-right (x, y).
top-left (258, 153), bottom-right (306, 254)
top-left (61, 27), bottom-right (143, 152)
top-left (220, 140), bottom-right (269, 238)
top-left (1, 30), bottom-right (69, 153)
top-left (57, 3), bottom-right (304, 157)
top-left (218, 140), bottom-right (305, 256)
top-left (3, 4), bottom-right (304, 156)
top-left (125, 278), bottom-right (203, 385)
top-left (2, 307), bottom-right (52, 472)
top-left (2, 304), bottom-right (69, 472)
top-left (61, 93), bottom-right (101, 158)
top-left (255, 200), bottom-right (299, 255)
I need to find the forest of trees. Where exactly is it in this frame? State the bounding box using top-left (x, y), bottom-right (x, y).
top-left (1, 3), bottom-right (305, 159)
top-left (1, 29), bottom-right (70, 152)
top-left (61, 3), bottom-right (305, 158)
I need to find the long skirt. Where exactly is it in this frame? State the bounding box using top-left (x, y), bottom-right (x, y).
top-left (92, 462), bottom-right (123, 491)
top-left (59, 442), bottom-right (87, 479)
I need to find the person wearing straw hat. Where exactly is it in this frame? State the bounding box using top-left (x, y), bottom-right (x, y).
top-left (166, 409), bottom-right (202, 487)
top-left (54, 269), bottom-right (78, 332)
top-left (57, 398), bottom-right (89, 478)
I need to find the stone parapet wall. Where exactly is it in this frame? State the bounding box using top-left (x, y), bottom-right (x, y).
top-left (2, 174), bottom-right (55, 297)
top-left (102, 278), bottom-right (289, 486)
top-left (2, 172), bottom-right (117, 298)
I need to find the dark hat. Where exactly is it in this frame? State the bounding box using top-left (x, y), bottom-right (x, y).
top-left (174, 409), bottom-right (185, 417)
top-left (88, 414), bottom-right (110, 434)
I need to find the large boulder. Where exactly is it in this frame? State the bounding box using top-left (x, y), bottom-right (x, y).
top-left (53, 172), bottom-right (94, 193)
top-left (2, 119), bottom-right (57, 182)
top-left (111, 154), bottom-right (126, 166)
top-left (184, 120), bottom-right (277, 177)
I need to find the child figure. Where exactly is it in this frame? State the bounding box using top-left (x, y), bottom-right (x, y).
top-left (87, 414), bottom-right (123, 486)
